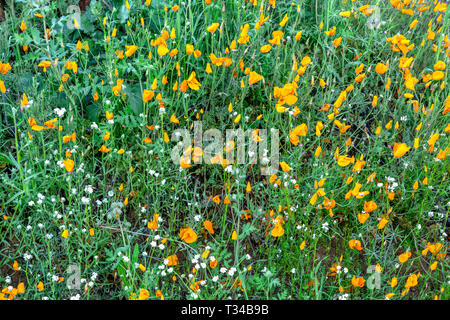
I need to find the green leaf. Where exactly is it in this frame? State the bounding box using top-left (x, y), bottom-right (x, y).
top-left (86, 104), bottom-right (101, 122)
top-left (124, 84), bottom-right (143, 115)
top-left (132, 244), bottom-right (139, 265)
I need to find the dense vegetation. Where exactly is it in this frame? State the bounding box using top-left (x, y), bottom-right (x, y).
top-left (0, 0), bottom-right (449, 300)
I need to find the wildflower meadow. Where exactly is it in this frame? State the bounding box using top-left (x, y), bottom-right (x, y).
top-left (0, 0), bottom-right (449, 302)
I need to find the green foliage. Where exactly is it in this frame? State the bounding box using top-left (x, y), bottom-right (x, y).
top-left (0, 0), bottom-right (448, 301)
